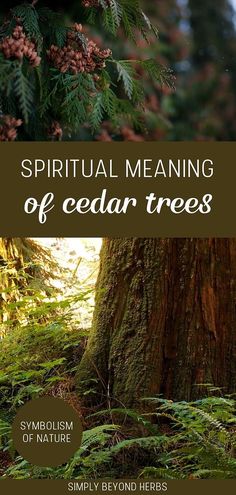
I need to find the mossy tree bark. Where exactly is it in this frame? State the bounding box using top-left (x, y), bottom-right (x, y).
top-left (77, 238), bottom-right (236, 407)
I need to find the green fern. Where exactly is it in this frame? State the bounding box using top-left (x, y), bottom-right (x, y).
top-left (110, 435), bottom-right (167, 453)
top-left (60, 73), bottom-right (95, 129)
top-left (88, 0), bottom-right (158, 41)
top-left (140, 467), bottom-right (183, 480)
top-left (142, 397), bottom-right (236, 479)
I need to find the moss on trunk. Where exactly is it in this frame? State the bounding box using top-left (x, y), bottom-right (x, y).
top-left (77, 238), bottom-right (236, 407)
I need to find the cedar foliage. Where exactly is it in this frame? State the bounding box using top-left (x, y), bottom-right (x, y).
top-left (0, 1), bottom-right (171, 140)
top-left (94, 0), bottom-right (236, 141)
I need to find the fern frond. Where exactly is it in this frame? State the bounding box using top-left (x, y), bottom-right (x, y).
top-left (102, 88), bottom-right (118, 120)
top-left (60, 72), bottom-right (96, 130)
top-left (191, 468), bottom-right (236, 479)
top-left (82, 424), bottom-right (119, 450)
top-left (91, 406), bottom-right (156, 433)
top-left (63, 424), bottom-right (119, 478)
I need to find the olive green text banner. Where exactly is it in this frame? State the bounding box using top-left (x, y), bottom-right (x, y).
top-left (1, 479), bottom-right (236, 495)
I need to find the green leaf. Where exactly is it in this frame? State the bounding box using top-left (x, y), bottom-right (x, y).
top-left (0, 54), bottom-right (16, 93)
top-left (115, 60), bottom-right (135, 99)
top-left (89, 93), bottom-right (105, 131)
top-left (102, 88), bottom-right (118, 120)
top-left (141, 59), bottom-right (175, 88)
top-left (13, 66), bottom-right (34, 124)
top-left (11, 4), bottom-right (42, 46)
top-left (39, 358), bottom-right (66, 370)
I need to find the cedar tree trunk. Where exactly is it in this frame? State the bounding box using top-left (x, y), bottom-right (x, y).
top-left (77, 238), bottom-right (236, 407)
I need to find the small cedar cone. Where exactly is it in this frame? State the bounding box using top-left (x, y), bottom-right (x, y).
top-left (48, 121), bottom-right (63, 140)
top-left (96, 129), bottom-right (113, 141)
top-left (0, 25), bottom-right (41, 67)
top-left (47, 23), bottom-right (112, 75)
top-left (121, 126), bottom-right (144, 142)
top-left (0, 115), bottom-right (22, 141)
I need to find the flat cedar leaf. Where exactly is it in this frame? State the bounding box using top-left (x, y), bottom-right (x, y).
top-left (0, 55), bottom-right (16, 93)
top-left (12, 4), bottom-right (42, 45)
top-left (115, 60), bottom-right (134, 99)
top-left (89, 93), bottom-right (104, 130)
top-left (109, 0), bottom-right (123, 30)
top-left (46, 376), bottom-right (65, 383)
top-left (13, 66), bottom-right (34, 124)
top-left (141, 59), bottom-right (175, 88)
top-left (98, 0), bottom-right (110, 9)
top-left (141, 11), bottom-right (159, 38)
top-left (102, 88), bottom-right (118, 119)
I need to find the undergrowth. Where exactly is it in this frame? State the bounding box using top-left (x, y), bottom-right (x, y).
top-left (0, 1), bottom-right (174, 140)
top-left (0, 320), bottom-right (236, 478)
top-left (0, 243), bottom-right (235, 479)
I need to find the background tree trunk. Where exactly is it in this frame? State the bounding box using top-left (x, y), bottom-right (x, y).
top-left (188, 0), bottom-right (236, 74)
top-left (77, 238), bottom-right (236, 407)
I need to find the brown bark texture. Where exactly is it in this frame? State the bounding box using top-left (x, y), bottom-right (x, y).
top-left (77, 239), bottom-right (236, 406)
